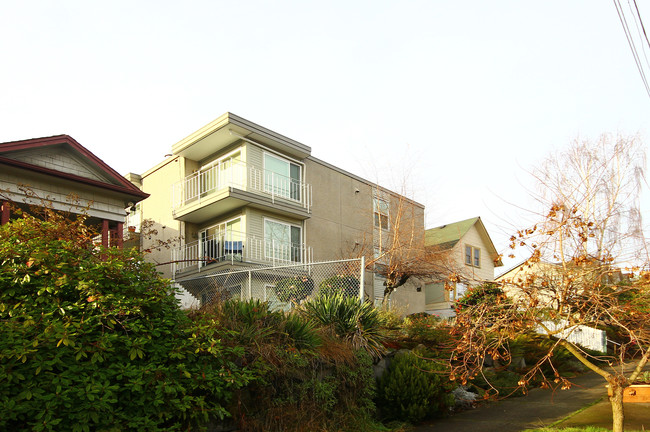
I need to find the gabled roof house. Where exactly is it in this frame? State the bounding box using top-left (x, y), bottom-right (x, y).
top-left (423, 216), bottom-right (503, 317)
top-left (0, 135), bottom-right (148, 247)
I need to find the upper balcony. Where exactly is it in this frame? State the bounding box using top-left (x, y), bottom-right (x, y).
top-left (171, 160), bottom-right (312, 223)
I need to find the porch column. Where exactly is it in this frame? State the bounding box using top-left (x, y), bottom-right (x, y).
top-left (0, 201), bottom-right (9, 225)
top-left (116, 222), bottom-right (124, 248)
top-left (101, 220), bottom-right (109, 248)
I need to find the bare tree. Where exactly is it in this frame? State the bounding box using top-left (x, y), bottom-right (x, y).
top-left (452, 134), bottom-right (649, 432)
top-left (360, 188), bottom-right (460, 304)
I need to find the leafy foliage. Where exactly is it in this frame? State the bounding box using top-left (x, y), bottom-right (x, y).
top-left (319, 275), bottom-right (360, 298)
top-left (238, 347), bottom-right (377, 432)
top-left (0, 211), bottom-right (251, 431)
top-left (454, 283), bottom-right (508, 314)
top-left (275, 276), bottom-right (314, 302)
top-left (401, 313), bottom-right (448, 343)
top-left (377, 349), bottom-right (454, 423)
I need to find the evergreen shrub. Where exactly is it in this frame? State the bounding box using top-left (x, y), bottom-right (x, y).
top-left (377, 349), bottom-right (455, 423)
top-left (0, 210), bottom-right (251, 431)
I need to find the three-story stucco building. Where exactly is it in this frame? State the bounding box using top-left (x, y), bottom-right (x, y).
top-left (132, 113), bottom-right (425, 308)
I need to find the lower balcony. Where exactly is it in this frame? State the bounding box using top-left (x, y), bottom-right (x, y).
top-left (172, 231), bottom-right (313, 276)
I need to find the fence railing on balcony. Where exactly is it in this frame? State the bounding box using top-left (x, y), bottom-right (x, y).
top-left (171, 230), bottom-right (313, 275)
top-left (171, 161), bottom-right (311, 212)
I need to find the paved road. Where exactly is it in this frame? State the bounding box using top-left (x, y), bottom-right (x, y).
top-left (413, 370), bottom-right (649, 432)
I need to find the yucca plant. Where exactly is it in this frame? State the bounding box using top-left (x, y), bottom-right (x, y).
top-left (282, 313), bottom-right (322, 350)
top-left (297, 294), bottom-right (387, 359)
top-left (215, 299), bottom-right (280, 344)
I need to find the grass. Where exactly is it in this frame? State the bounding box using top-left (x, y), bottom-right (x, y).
top-left (523, 428), bottom-right (645, 432)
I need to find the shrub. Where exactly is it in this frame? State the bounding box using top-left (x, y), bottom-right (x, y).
top-left (402, 313), bottom-right (446, 342)
top-left (238, 347), bottom-right (377, 432)
top-left (454, 283), bottom-right (508, 314)
top-left (377, 349), bottom-right (455, 423)
top-left (298, 294), bottom-right (387, 359)
top-left (319, 275), bottom-right (360, 298)
top-left (0, 211), bottom-right (251, 431)
top-left (274, 276), bottom-right (314, 303)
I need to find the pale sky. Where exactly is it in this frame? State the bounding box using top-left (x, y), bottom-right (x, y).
top-left (2, 1), bottom-right (650, 270)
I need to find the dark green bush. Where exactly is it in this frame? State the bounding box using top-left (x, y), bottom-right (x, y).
top-left (454, 282), bottom-right (508, 314)
top-left (319, 275), bottom-right (360, 298)
top-left (402, 313), bottom-right (447, 342)
top-left (239, 347), bottom-right (377, 432)
top-left (377, 349), bottom-right (455, 423)
top-left (0, 211), bottom-right (251, 431)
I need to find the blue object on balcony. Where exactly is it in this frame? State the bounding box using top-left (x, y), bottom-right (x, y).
top-left (224, 241), bottom-right (243, 256)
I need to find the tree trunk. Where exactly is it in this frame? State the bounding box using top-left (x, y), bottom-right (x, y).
top-left (609, 382), bottom-right (625, 432)
top-left (382, 285), bottom-right (393, 304)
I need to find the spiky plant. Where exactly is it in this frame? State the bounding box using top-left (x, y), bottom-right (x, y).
top-left (297, 294), bottom-right (387, 359)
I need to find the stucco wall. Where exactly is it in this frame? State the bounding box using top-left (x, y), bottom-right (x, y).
top-left (304, 158), bottom-right (374, 262)
top-left (140, 158), bottom-right (184, 280)
top-left (390, 278), bottom-right (426, 316)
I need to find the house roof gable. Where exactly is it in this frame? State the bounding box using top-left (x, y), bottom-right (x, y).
top-left (426, 216), bottom-right (503, 266)
top-left (0, 135), bottom-right (148, 201)
top-left (425, 217), bottom-right (479, 248)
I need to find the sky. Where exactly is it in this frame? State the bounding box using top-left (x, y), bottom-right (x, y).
top-left (2, 1), bottom-right (650, 271)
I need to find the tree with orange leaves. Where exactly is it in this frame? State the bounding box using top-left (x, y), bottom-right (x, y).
top-left (451, 134), bottom-right (649, 432)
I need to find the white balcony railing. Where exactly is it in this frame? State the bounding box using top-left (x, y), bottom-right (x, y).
top-left (171, 161), bottom-right (311, 213)
top-left (171, 229), bottom-right (313, 275)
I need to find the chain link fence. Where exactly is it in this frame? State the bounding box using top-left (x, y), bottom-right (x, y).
top-left (175, 258), bottom-right (365, 311)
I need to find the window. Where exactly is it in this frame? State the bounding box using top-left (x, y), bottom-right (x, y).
top-left (264, 153), bottom-right (301, 201)
top-left (200, 151), bottom-right (242, 196)
top-left (199, 217), bottom-right (243, 265)
top-left (373, 197), bottom-right (389, 230)
top-left (465, 245), bottom-right (480, 267)
top-left (125, 203), bottom-right (141, 233)
top-left (264, 219), bottom-right (302, 262)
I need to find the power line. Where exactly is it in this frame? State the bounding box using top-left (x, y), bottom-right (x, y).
top-left (629, 0), bottom-right (650, 75)
top-left (633, 0), bottom-right (650, 50)
top-left (613, 0), bottom-right (650, 98)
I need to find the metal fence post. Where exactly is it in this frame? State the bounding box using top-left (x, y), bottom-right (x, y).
top-left (359, 256), bottom-right (365, 301)
top-left (248, 270), bottom-right (252, 301)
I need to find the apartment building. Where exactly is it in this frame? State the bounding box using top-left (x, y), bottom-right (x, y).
top-left (133, 113), bottom-right (425, 306)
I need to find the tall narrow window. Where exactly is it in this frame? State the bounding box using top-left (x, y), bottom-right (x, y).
top-left (264, 153), bottom-right (301, 201)
top-left (465, 245), bottom-right (481, 268)
top-left (373, 197), bottom-right (389, 230)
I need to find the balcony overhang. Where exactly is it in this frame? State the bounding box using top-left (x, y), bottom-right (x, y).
top-left (173, 187), bottom-right (311, 223)
top-left (172, 112), bottom-right (312, 162)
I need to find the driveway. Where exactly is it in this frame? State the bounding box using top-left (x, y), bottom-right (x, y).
top-left (413, 370), bottom-right (649, 432)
